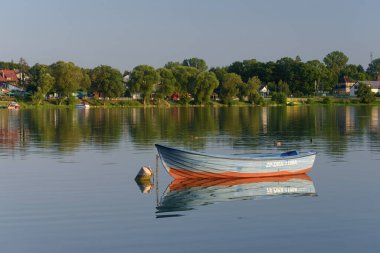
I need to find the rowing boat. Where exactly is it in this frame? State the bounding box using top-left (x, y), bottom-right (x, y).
top-left (155, 144), bottom-right (316, 179)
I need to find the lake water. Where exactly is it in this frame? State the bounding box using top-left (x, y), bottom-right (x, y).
top-left (0, 106), bottom-right (379, 253)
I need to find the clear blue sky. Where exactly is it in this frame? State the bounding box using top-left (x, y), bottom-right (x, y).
top-left (1, 0), bottom-right (379, 71)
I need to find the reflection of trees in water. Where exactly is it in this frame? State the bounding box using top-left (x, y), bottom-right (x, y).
top-left (22, 109), bottom-right (124, 152)
top-left (87, 109), bottom-right (124, 146)
top-left (0, 110), bottom-right (30, 152)
top-left (125, 106), bottom-right (380, 156)
top-left (24, 109), bottom-right (84, 151)
top-left (126, 107), bottom-right (218, 149)
top-left (1, 106), bottom-right (379, 155)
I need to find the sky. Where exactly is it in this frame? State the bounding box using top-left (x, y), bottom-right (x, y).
top-left (1, 0), bottom-right (380, 71)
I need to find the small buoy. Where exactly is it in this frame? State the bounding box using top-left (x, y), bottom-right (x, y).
top-left (136, 166), bottom-right (153, 177)
top-left (135, 166), bottom-right (153, 181)
top-left (274, 141), bottom-right (282, 147)
top-left (310, 138), bottom-right (313, 143)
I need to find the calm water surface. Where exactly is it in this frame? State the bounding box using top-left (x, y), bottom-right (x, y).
top-left (0, 106), bottom-right (379, 253)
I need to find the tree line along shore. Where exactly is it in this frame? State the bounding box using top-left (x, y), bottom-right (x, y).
top-left (1, 50), bottom-right (380, 108)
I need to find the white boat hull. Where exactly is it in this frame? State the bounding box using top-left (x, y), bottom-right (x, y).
top-left (155, 144), bottom-right (316, 179)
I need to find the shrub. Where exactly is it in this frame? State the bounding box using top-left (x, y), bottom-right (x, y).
top-left (356, 82), bottom-right (376, 104)
top-left (67, 96), bottom-right (78, 105)
top-left (251, 91), bottom-right (264, 105)
top-left (293, 91), bottom-right (304, 97)
top-left (350, 98), bottom-right (360, 104)
top-left (180, 93), bottom-right (193, 105)
top-left (322, 96), bottom-right (332, 104)
top-left (271, 92), bottom-right (287, 104)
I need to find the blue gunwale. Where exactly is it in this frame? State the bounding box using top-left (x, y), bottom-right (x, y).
top-left (155, 144), bottom-right (316, 161)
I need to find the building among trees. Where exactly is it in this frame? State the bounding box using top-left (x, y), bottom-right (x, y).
top-left (0, 70), bottom-right (24, 91)
top-left (350, 80), bottom-right (380, 97)
top-left (336, 76), bottom-right (355, 95)
top-left (258, 84), bottom-right (270, 97)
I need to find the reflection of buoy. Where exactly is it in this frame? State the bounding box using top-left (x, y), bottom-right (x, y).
top-left (135, 180), bottom-right (154, 193)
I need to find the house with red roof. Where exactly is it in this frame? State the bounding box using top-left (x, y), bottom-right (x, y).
top-left (0, 70), bottom-right (24, 91)
top-left (0, 70), bottom-right (18, 82)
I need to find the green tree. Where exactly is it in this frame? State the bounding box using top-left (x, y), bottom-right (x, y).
top-left (129, 65), bottom-right (160, 105)
top-left (90, 65), bottom-right (124, 100)
top-left (182, 58), bottom-right (208, 71)
top-left (356, 82), bottom-right (376, 103)
top-left (80, 69), bottom-right (91, 91)
top-left (277, 80), bottom-right (290, 95)
top-left (18, 57), bottom-right (29, 87)
top-left (210, 67), bottom-right (228, 97)
top-left (29, 64), bottom-right (55, 104)
top-left (0, 61), bottom-right (18, 70)
top-left (221, 73), bottom-right (242, 104)
top-left (339, 64), bottom-right (368, 82)
top-left (323, 51), bottom-right (349, 72)
top-left (50, 61), bottom-right (84, 103)
top-left (171, 65), bottom-right (199, 93)
top-left (228, 61), bottom-right (245, 79)
top-left (251, 91), bottom-right (264, 105)
top-left (323, 51), bottom-right (349, 84)
top-left (157, 68), bottom-right (176, 98)
top-left (271, 92), bottom-right (287, 104)
top-left (354, 65), bottom-right (368, 80)
top-left (245, 76), bottom-right (261, 103)
top-left (210, 67), bottom-right (228, 84)
top-left (367, 58), bottom-right (380, 80)
top-left (192, 71), bottom-right (219, 104)
top-left (164, 61), bottom-right (181, 69)
top-left (306, 60), bottom-right (335, 92)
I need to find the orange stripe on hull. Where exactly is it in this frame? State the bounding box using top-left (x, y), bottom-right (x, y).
top-left (168, 167), bottom-right (312, 179)
top-left (169, 174), bottom-right (312, 191)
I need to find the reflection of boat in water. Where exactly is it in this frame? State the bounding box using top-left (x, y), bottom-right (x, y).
top-left (156, 174), bottom-right (316, 214)
top-left (155, 144), bottom-right (316, 179)
top-left (75, 101), bottom-right (90, 109)
top-left (7, 102), bottom-right (20, 109)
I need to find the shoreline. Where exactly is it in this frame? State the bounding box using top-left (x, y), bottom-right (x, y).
top-left (1, 98), bottom-right (380, 109)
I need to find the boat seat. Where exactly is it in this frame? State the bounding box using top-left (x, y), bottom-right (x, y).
top-left (280, 150), bottom-right (299, 157)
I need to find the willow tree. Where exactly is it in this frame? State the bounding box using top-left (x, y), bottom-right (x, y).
top-left (90, 65), bottom-right (124, 100)
top-left (221, 73), bottom-right (242, 104)
top-left (50, 61), bottom-right (84, 104)
top-left (29, 64), bottom-right (55, 105)
top-left (192, 71), bottom-right (219, 104)
top-left (245, 76), bottom-right (261, 103)
top-left (157, 68), bottom-right (176, 98)
top-left (129, 65), bottom-right (160, 105)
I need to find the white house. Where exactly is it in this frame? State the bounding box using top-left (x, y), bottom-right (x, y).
top-left (336, 76), bottom-right (355, 95)
top-left (259, 84), bottom-right (270, 97)
top-left (349, 81), bottom-right (380, 97)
